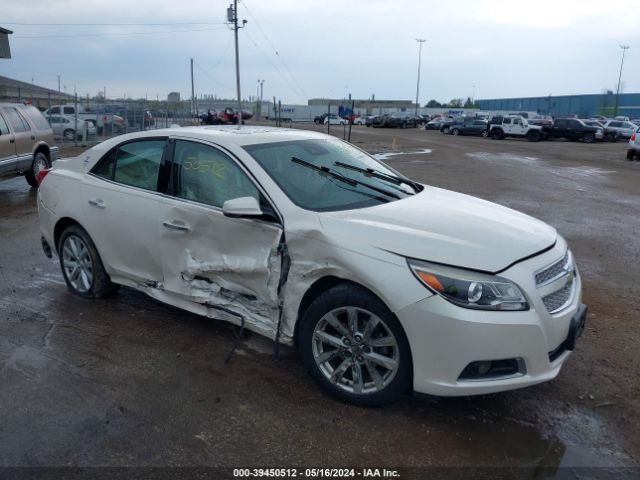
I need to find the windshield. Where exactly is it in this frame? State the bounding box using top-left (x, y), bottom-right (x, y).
top-left (243, 138), bottom-right (419, 212)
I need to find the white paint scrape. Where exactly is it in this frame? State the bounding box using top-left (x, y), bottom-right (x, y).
top-left (372, 149), bottom-right (432, 161)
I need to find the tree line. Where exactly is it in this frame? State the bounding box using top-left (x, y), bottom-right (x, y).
top-left (425, 97), bottom-right (479, 109)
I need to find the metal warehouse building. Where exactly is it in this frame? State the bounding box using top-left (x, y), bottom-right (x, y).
top-left (478, 93), bottom-right (640, 118)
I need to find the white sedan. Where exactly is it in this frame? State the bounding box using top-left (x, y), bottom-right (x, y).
top-left (323, 115), bottom-right (346, 125)
top-left (47, 114), bottom-right (97, 140)
top-left (37, 126), bottom-right (586, 405)
top-left (354, 115), bottom-right (373, 125)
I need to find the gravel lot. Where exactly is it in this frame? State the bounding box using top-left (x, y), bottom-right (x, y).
top-left (1, 124), bottom-right (638, 477)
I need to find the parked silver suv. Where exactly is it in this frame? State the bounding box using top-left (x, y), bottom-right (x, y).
top-left (0, 103), bottom-right (58, 187)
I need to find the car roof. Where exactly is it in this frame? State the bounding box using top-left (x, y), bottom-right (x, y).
top-left (100, 125), bottom-right (333, 148)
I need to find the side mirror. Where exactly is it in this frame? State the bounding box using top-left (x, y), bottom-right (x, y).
top-left (222, 196), bottom-right (263, 218)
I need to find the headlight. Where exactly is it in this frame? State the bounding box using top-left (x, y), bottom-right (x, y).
top-left (407, 259), bottom-right (529, 311)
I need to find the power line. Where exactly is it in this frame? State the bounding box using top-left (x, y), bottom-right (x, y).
top-left (193, 61), bottom-right (233, 91)
top-left (197, 36), bottom-right (234, 76)
top-left (239, 0), bottom-right (309, 100)
top-left (4, 22), bottom-right (226, 26)
top-left (243, 29), bottom-right (306, 101)
top-left (14, 27), bottom-right (227, 39)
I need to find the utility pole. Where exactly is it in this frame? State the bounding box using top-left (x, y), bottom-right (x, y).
top-left (614, 45), bottom-right (630, 117)
top-left (228, 1), bottom-right (247, 123)
top-left (190, 58), bottom-right (196, 124)
top-left (414, 39), bottom-right (426, 116)
top-left (58, 75), bottom-right (60, 93)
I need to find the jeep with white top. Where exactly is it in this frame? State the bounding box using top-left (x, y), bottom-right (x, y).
top-left (488, 115), bottom-right (544, 142)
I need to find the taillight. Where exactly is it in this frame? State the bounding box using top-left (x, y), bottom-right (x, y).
top-left (36, 168), bottom-right (51, 187)
top-left (632, 133), bottom-right (636, 142)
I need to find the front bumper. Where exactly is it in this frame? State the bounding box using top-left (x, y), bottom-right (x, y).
top-left (397, 242), bottom-right (585, 397)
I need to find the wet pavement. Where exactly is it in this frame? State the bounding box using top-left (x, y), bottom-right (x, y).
top-left (0, 126), bottom-right (639, 476)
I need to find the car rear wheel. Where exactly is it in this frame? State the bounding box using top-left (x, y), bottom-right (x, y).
top-left (451, 128), bottom-right (460, 136)
top-left (299, 284), bottom-right (412, 406)
top-left (25, 151), bottom-right (50, 188)
top-left (59, 225), bottom-right (119, 299)
top-left (527, 131), bottom-right (541, 142)
top-left (582, 133), bottom-right (595, 143)
top-left (442, 126), bottom-right (450, 134)
top-left (481, 129), bottom-right (488, 138)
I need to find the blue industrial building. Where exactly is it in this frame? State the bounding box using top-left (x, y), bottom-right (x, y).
top-left (478, 93), bottom-right (640, 118)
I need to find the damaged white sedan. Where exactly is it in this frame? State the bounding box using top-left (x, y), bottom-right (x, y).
top-left (37, 126), bottom-right (586, 405)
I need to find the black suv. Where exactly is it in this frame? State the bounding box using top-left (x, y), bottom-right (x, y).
top-left (547, 118), bottom-right (602, 143)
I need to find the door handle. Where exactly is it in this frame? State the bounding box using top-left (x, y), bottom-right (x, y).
top-left (162, 221), bottom-right (190, 232)
top-left (9, 139), bottom-right (14, 144)
top-left (31, 136), bottom-right (36, 140)
top-left (88, 199), bottom-right (106, 208)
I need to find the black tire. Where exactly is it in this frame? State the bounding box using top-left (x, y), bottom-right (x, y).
top-left (442, 126), bottom-right (450, 134)
top-left (582, 133), bottom-right (595, 143)
top-left (63, 129), bottom-right (75, 141)
top-left (481, 129), bottom-right (488, 138)
top-left (491, 128), bottom-right (504, 140)
top-left (527, 131), bottom-right (541, 142)
top-left (25, 151), bottom-right (50, 188)
top-left (627, 150), bottom-right (635, 161)
top-left (58, 225), bottom-right (119, 299)
top-left (299, 283), bottom-right (412, 406)
top-left (451, 128), bottom-right (460, 136)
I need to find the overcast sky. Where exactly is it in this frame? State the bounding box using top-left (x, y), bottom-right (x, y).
top-left (2, 0), bottom-right (639, 105)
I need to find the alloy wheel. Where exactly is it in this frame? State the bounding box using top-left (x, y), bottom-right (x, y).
top-left (312, 306), bottom-right (400, 395)
top-left (61, 235), bottom-right (94, 293)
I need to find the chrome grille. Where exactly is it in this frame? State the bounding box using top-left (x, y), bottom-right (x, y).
top-left (535, 251), bottom-right (569, 286)
top-left (542, 282), bottom-right (573, 313)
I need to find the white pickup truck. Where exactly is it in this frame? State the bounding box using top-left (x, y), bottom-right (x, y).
top-left (488, 115), bottom-right (544, 142)
top-left (43, 105), bottom-right (125, 133)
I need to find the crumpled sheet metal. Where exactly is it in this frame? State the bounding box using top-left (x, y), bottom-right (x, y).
top-left (159, 204), bottom-right (283, 338)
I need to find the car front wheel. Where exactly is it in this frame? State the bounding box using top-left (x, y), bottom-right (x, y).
top-left (59, 225), bottom-right (118, 299)
top-left (25, 151), bottom-right (50, 188)
top-left (63, 129), bottom-right (76, 141)
top-left (299, 284), bottom-right (412, 406)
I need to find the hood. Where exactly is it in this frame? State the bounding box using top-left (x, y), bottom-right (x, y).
top-left (320, 186), bottom-right (557, 273)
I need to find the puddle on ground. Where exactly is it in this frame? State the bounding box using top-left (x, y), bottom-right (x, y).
top-left (466, 151), bottom-right (540, 163)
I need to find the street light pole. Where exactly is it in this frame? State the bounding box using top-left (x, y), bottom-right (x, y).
top-left (414, 39), bottom-right (426, 116)
top-left (257, 79), bottom-right (264, 118)
top-left (614, 45), bottom-right (630, 117)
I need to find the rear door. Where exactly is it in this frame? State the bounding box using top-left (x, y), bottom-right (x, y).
top-left (157, 138), bottom-right (283, 328)
top-left (501, 117), bottom-right (513, 134)
top-left (551, 119), bottom-right (567, 138)
top-left (0, 106), bottom-right (34, 171)
top-left (82, 138), bottom-right (169, 285)
top-left (0, 111), bottom-right (17, 175)
top-left (622, 122), bottom-right (636, 138)
top-left (471, 120), bottom-right (486, 135)
top-left (511, 117), bottom-right (526, 136)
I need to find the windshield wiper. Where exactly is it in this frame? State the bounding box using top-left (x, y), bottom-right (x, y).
top-left (291, 157), bottom-right (400, 199)
top-left (334, 161), bottom-right (420, 192)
